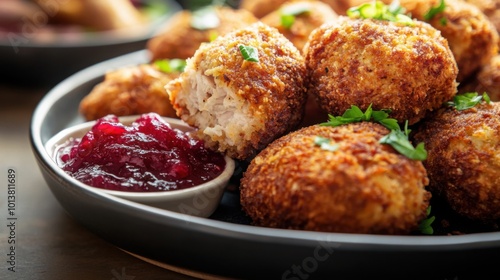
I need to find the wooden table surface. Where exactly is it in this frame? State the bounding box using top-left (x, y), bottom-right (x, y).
top-left (0, 84), bottom-right (198, 280)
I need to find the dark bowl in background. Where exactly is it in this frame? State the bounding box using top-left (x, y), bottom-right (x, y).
top-left (0, 0), bottom-right (181, 87)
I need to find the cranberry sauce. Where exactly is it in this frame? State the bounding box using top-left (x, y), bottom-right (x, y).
top-left (56, 113), bottom-right (226, 192)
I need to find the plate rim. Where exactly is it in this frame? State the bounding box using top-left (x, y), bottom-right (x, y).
top-left (30, 49), bottom-right (500, 254)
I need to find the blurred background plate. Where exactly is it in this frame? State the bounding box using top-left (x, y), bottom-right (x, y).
top-left (0, 0), bottom-right (181, 87)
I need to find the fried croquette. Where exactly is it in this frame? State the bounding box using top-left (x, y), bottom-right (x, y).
top-left (459, 55), bottom-right (500, 101)
top-left (304, 17), bottom-right (458, 125)
top-left (79, 64), bottom-right (178, 121)
top-left (166, 22), bottom-right (308, 161)
top-left (412, 101), bottom-right (500, 221)
top-left (397, 0), bottom-right (499, 82)
top-left (240, 122), bottom-right (431, 234)
top-left (147, 6), bottom-right (258, 61)
top-left (261, 1), bottom-right (338, 52)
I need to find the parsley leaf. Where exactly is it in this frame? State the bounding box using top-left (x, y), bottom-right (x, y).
top-left (446, 92), bottom-right (491, 110)
top-left (347, 0), bottom-right (414, 26)
top-left (238, 45), bottom-right (259, 62)
top-left (314, 136), bottom-right (339, 152)
top-left (154, 59), bottom-right (187, 73)
top-left (424, 0), bottom-right (446, 21)
top-left (418, 206), bottom-right (435, 235)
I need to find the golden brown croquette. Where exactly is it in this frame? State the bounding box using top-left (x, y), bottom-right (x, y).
top-left (166, 22), bottom-right (308, 161)
top-left (241, 122), bottom-right (431, 234)
top-left (304, 16), bottom-right (458, 125)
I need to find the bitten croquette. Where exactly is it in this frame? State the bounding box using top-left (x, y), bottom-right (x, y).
top-left (79, 64), bottom-right (178, 121)
top-left (241, 122), bottom-right (431, 234)
top-left (304, 16), bottom-right (458, 125)
top-left (166, 22), bottom-right (308, 161)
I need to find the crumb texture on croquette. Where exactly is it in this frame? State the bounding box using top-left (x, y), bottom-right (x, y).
top-left (79, 64), bottom-right (178, 121)
top-left (412, 102), bottom-right (500, 221)
top-left (398, 0), bottom-right (499, 82)
top-left (240, 122), bottom-right (430, 234)
top-left (166, 22), bottom-right (308, 160)
top-left (303, 17), bottom-right (458, 125)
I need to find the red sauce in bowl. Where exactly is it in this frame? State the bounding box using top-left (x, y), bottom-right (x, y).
top-left (56, 113), bottom-right (226, 192)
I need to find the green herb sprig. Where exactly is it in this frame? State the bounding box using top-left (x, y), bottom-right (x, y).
top-left (238, 45), bottom-right (259, 62)
top-left (280, 2), bottom-right (311, 29)
top-left (446, 92), bottom-right (491, 111)
top-left (154, 59), bottom-right (187, 73)
top-left (379, 121), bottom-right (427, 161)
top-left (347, 0), bottom-right (414, 26)
top-left (321, 104), bottom-right (427, 160)
top-left (418, 206), bottom-right (435, 235)
top-left (424, 0), bottom-right (446, 21)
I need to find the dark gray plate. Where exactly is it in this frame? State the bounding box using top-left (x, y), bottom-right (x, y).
top-left (30, 50), bottom-right (500, 279)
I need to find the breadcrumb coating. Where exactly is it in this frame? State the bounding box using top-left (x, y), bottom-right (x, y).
top-left (398, 0), bottom-right (499, 82)
top-left (304, 16), bottom-right (458, 125)
top-left (412, 102), bottom-right (500, 220)
top-left (166, 22), bottom-right (308, 160)
top-left (241, 122), bottom-right (430, 234)
top-left (79, 64), bottom-right (178, 121)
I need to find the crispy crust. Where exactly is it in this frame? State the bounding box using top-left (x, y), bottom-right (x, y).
top-left (241, 122), bottom-right (430, 234)
top-left (412, 102), bottom-right (500, 220)
top-left (399, 0), bottom-right (499, 82)
top-left (79, 64), bottom-right (178, 121)
top-left (167, 22), bottom-right (308, 160)
top-left (304, 17), bottom-right (458, 125)
top-left (147, 7), bottom-right (258, 61)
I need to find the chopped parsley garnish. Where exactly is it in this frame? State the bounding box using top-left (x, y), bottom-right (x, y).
top-left (314, 136), bottom-right (339, 152)
top-left (191, 6), bottom-right (220, 30)
top-left (322, 104), bottom-right (427, 160)
top-left (347, 0), bottom-right (414, 26)
top-left (446, 92), bottom-right (491, 110)
top-left (322, 104), bottom-right (399, 131)
top-left (424, 0), bottom-right (446, 21)
top-left (154, 59), bottom-right (187, 73)
top-left (418, 206), bottom-right (435, 235)
top-left (379, 121), bottom-right (427, 161)
top-left (238, 45), bottom-right (259, 62)
top-left (280, 2), bottom-right (311, 29)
